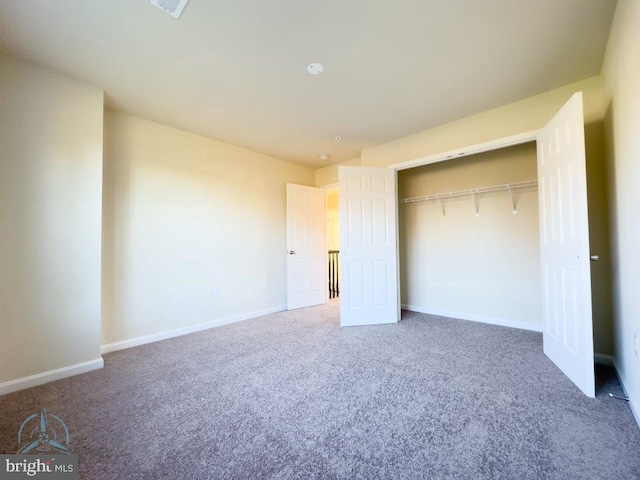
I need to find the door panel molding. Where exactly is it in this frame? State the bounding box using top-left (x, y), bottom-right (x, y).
top-left (339, 167), bottom-right (399, 326)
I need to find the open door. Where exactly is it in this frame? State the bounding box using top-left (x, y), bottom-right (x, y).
top-left (537, 92), bottom-right (595, 397)
top-left (339, 167), bottom-right (399, 326)
top-left (286, 184), bottom-right (327, 310)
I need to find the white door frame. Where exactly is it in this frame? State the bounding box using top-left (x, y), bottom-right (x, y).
top-left (389, 130), bottom-right (539, 172)
top-left (388, 131), bottom-right (540, 322)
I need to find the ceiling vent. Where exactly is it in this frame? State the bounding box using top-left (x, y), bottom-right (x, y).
top-left (150, 0), bottom-right (189, 19)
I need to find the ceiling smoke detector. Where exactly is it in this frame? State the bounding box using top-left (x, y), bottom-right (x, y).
top-left (307, 63), bottom-right (324, 75)
top-left (150, 0), bottom-right (189, 19)
top-left (319, 154), bottom-right (330, 161)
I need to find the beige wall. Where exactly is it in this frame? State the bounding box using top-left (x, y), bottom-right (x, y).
top-left (315, 157), bottom-right (361, 187)
top-left (0, 53), bottom-right (104, 386)
top-left (602, 0), bottom-right (640, 420)
top-left (361, 76), bottom-right (606, 168)
top-left (326, 188), bottom-right (340, 251)
top-left (102, 110), bottom-right (314, 346)
top-left (399, 143), bottom-right (542, 328)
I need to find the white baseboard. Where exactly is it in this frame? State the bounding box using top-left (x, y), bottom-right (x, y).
top-left (402, 304), bottom-right (543, 332)
top-left (0, 358), bottom-right (104, 397)
top-left (612, 358), bottom-right (640, 430)
top-left (101, 305), bottom-right (287, 355)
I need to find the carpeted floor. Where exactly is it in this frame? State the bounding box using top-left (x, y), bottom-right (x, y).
top-left (1, 300), bottom-right (639, 479)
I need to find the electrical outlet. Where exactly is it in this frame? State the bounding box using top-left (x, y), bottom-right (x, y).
top-left (634, 331), bottom-right (639, 357)
top-left (212, 287), bottom-right (221, 297)
top-left (260, 280), bottom-right (266, 290)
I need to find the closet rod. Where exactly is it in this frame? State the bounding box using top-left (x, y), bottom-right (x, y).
top-left (399, 180), bottom-right (538, 204)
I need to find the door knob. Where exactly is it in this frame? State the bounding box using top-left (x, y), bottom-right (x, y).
top-left (590, 255), bottom-right (599, 261)
top-left (288, 250), bottom-right (296, 255)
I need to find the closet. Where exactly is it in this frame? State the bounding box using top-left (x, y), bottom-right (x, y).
top-left (397, 142), bottom-right (542, 330)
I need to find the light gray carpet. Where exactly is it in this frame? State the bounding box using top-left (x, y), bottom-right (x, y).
top-left (1, 300), bottom-right (639, 479)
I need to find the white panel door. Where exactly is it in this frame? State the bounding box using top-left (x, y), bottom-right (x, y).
top-left (339, 167), bottom-right (399, 326)
top-left (537, 92), bottom-right (595, 397)
top-left (287, 184), bottom-right (327, 310)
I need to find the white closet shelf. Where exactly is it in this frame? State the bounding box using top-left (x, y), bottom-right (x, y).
top-left (399, 180), bottom-right (538, 204)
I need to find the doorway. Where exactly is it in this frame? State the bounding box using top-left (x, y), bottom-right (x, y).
top-left (326, 187), bottom-right (340, 299)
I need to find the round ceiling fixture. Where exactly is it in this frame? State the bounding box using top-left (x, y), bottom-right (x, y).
top-left (319, 153), bottom-right (330, 161)
top-left (334, 136), bottom-right (342, 142)
top-left (307, 63), bottom-right (324, 75)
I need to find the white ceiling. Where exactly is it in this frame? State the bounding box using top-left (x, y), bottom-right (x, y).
top-left (0, 0), bottom-right (617, 169)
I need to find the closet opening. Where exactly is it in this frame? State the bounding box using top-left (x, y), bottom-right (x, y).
top-left (397, 142), bottom-right (543, 331)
